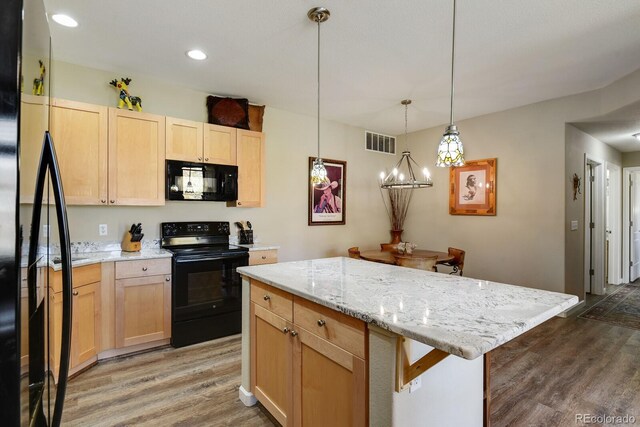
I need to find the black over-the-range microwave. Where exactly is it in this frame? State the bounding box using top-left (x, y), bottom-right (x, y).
top-left (166, 160), bottom-right (238, 201)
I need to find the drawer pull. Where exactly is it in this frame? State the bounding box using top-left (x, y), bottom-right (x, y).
top-left (212, 304), bottom-right (217, 309)
top-left (263, 295), bottom-right (271, 301)
top-left (290, 330), bottom-right (298, 337)
top-left (317, 319), bottom-right (326, 327)
top-left (142, 267), bottom-right (148, 271)
top-left (283, 327), bottom-right (289, 334)
top-left (72, 291), bottom-right (78, 296)
top-left (261, 256), bottom-right (267, 260)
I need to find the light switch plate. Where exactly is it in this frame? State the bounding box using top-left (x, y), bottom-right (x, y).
top-left (570, 220), bottom-right (578, 231)
top-left (409, 377), bottom-right (421, 393)
top-left (99, 224), bottom-right (108, 236)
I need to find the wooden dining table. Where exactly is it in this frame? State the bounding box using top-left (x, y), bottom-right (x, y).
top-left (359, 249), bottom-right (454, 265)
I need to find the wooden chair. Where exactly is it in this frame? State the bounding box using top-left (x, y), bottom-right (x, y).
top-left (442, 247), bottom-right (465, 275)
top-left (395, 255), bottom-right (438, 272)
top-left (348, 247), bottom-right (361, 259)
top-left (380, 243), bottom-right (399, 252)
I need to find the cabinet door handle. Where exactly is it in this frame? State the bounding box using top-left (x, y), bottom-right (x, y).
top-left (165, 276), bottom-right (170, 281)
top-left (101, 199), bottom-right (106, 204)
top-left (317, 319), bottom-right (326, 327)
top-left (290, 330), bottom-right (298, 337)
top-left (72, 291), bottom-right (78, 296)
top-left (110, 200), bottom-right (116, 204)
top-left (238, 202), bottom-right (242, 206)
top-left (263, 295), bottom-right (270, 301)
top-left (198, 157), bottom-right (202, 161)
top-left (142, 267), bottom-right (148, 271)
top-left (205, 158), bottom-right (209, 161)
top-left (282, 327), bottom-right (289, 334)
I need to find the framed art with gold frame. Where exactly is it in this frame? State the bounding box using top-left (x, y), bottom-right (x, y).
top-left (449, 158), bottom-right (497, 215)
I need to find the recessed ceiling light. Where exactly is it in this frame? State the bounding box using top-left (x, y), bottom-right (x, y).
top-left (633, 133), bottom-right (640, 141)
top-left (51, 14), bottom-right (78, 28)
top-left (186, 49), bottom-right (207, 60)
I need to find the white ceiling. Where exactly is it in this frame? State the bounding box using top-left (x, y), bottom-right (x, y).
top-left (573, 100), bottom-right (640, 152)
top-left (44, 0), bottom-right (640, 135)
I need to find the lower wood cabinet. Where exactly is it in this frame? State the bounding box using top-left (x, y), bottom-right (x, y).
top-left (50, 264), bottom-right (102, 380)
top-left (114, 259), bottom-right (172, 348)
top-left (250, 280), bottom-right (367, 427)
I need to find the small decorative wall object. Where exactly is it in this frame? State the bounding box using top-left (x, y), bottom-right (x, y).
top-left (309, 157), bottom-right (347, 226)
top-left (206, 96), bottom-right (250, 129)
top-left (32, 60), bottom-right (45, 96)
top-left (572, 173), bottom-right (582, 200)
top-left (449, 158), bottom-right (497, 216)
top-left (109, 77), bottom-right (143, 112)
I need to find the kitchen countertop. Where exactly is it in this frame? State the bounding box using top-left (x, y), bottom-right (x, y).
top-left (237, 257), bottom-right (578, 360)
top-left (234, 243), bottom-right (280, 251)
top-left (23, 249), bottom-right (172, 271)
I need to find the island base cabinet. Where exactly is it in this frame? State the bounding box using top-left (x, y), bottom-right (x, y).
top-left (251, 303), bottom-right (292, 426)
top-left (115, 274), bottom-right (171, 348)
top-left (293, 328), bottom-right (366, 427)
top-left (250, 280), bottom-right (367, 427)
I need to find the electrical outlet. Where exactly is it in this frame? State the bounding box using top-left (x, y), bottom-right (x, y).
top-left (42, 225), bottom-right (49, 237)
top-left (99, 224), bottom-right (108, 236)
top-left (409, 377), bottom-right (421, 393)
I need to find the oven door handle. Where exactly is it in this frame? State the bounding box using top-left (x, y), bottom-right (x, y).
top-left (174, 253), bottom-right (249, 263)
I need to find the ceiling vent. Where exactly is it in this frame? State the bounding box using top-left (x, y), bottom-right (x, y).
top-left (365, 131), bottom-right (396, 155)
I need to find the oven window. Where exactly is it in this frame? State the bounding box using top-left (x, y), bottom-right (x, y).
top-left (187, 271), bottom-right (224, 305)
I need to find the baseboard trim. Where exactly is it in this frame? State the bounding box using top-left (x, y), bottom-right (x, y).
top-left (239, 385), bottom-right (257, 407)
top-left (557, 300), bottom-right (585, 318)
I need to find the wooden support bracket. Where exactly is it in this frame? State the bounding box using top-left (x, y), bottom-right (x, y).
top-left (395, 337), bottom-right (450, 392)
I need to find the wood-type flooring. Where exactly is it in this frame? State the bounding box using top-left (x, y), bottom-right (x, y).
top-left (62, 311), bottom-right (640, 426)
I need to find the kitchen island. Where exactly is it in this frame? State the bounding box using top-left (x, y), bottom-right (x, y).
top-left (237, 257), bottom-right (578, 426)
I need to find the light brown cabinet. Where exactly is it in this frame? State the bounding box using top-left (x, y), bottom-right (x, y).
top-left (233, 129), bottom-right (265, 207)
top-left (19, 94), bottom-right (49, 201)
top-left (248, 249), bottom-right (278, 266)
top-left (50, 99), bottom-right (108, 205)
top-left (50, 263), bottom-right (102, 379)
top-left (114, 259), bottom-right (171, 348)
top-left (109, 108), bottom-right (166, 205)
top-left (250, 280), bottom-right (366, 427)
top-left (166, 118), bottom-right (237, 165)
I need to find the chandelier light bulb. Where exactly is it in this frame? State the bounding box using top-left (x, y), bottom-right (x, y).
top-left (422, 168), bottom-right (430, 177)
top-left (379, 171), bottom-right (385, 180)
top-left (392, 168), bottom-right (398, 176)
top-left (398, 173), bottom-right (405, 181)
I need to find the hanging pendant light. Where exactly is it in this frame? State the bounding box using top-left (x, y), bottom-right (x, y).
top-left (436, 0), bottom-right (465, 167)
top-left (309, 7), bottom-right (331, 185)
top-left (380, 100), bottom-right (433, 189)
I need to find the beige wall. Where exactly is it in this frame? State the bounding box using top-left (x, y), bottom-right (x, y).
top-left (403, 68), bottom-right (640, 296)
top-left (51, 59), bottom-right (640, 293)
top-left (622, 151), bottom-right (640, 168)
top-left (51, 61), bottom-right (393, 262)
top-left (565, 125), bottom-right (622, 299)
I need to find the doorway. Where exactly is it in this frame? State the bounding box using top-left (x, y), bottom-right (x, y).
top-left (605, 162), bottom-right (622, 285)
top-left (623, 167), bottom-right (640, 283)
top-left (584, 157), bottom-right (606, 295)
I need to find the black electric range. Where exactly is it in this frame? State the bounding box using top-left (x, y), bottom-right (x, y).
top-left (161, 221), bottom-right (249, 348)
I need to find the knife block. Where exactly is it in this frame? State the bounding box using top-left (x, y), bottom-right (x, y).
top-left (121, 231), bottom-right (141, 252)
top-left (239, 230), bottom-right (253, 244)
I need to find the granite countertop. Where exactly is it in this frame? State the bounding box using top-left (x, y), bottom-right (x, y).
top-left (23, 249), bottom-right (172, 271)
top-left (237, 257), bottom-right (578, 360)
top-left (234, 243), bottom-right (280, 251)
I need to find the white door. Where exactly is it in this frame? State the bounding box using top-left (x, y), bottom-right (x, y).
top-left (606, 168), bottom-right (611, 284)
top-left (631, 172), bottom-right (640, 281)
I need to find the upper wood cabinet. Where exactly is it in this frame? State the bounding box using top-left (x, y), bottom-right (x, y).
top-left (204, 124), bottom-right (237, 165)
top-left (233, 129), bottom-right (265, 208)
top-left (19, 94), bottom-right (49, 202)
top-left (165, 117), bottom-right (203, 162)
top-left (166, 117), bottom-right (237, 165)
top-left (109, 108), bottom-right (166, 205)
top-left (50, 99), bottom-right (108, 205)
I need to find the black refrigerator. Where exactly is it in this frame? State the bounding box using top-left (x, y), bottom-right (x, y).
top-left (0, 0), bottom-right (73, 425)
